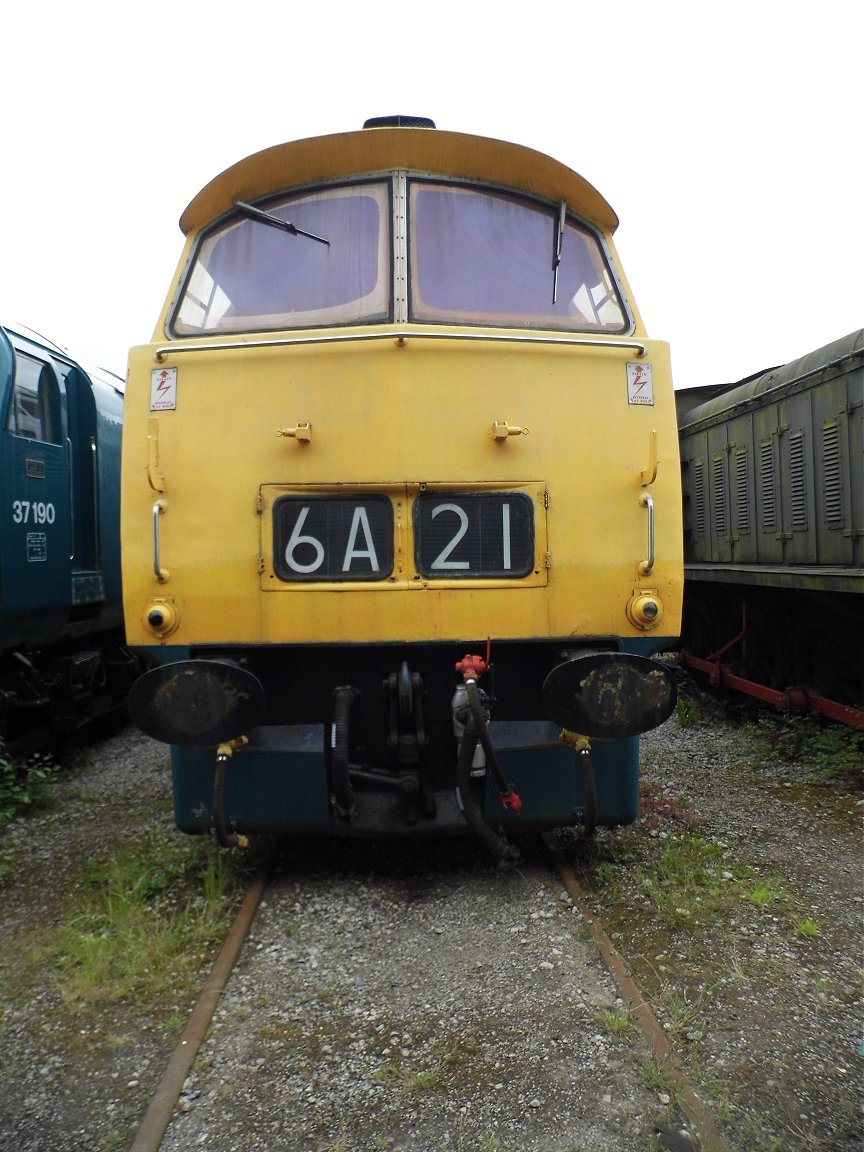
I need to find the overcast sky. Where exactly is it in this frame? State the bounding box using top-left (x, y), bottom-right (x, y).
top-left (1, 1), bottom-right (859, 390)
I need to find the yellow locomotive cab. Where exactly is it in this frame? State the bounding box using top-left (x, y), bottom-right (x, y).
top-left (121, 117), bottom-right (683, 853)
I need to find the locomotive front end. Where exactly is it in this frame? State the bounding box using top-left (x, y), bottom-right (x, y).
top-left (121, 120), bottom-right (683, 850)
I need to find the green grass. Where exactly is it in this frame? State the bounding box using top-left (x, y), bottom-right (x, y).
top-left (371, 1030), bottom-right (488, 1096)
top-left (750, 714), bottom-right (864, 784)
top-left (0, 747), bottom-right (57, 823)
top-left (575, 814), bottom-right (817, 958)
top-left (747, 881), bottom-right (779, 908)
top-left (675, 695), bottom-right (700, 728)
top-left (52, 828), bottom-right (254, 1009)
top-left (98, 1131), bottom-right (128, 1151)
top-left (630, 831), bottom-right (741, 927)
top-left (640, 1054), bottom-right (682, 1109)
top-left (596, 1005), bottom-right (635, 1035)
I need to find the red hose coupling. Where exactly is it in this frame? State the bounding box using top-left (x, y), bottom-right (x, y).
top-left (455, 654), bottom-right (487, 680)
top-left (501, 790), bottom-right (522, 813)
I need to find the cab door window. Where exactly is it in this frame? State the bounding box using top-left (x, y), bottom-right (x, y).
top-left (6, 354), bottom-right (63, 443)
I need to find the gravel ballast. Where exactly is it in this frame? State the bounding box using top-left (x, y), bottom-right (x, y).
top-left (0, 685), bottom-right (861, 1151)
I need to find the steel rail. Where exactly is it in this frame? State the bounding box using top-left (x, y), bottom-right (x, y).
top-left (543, 834), bottom-right (732, 1152)
top-left (128, 851), bottom-right (277, 1152)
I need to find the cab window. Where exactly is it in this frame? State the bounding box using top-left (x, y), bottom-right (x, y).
top-left (408, 182), bottom-right (626, 332)
top-left (6, 354), bottom-right (63, 443)
top-left (174, 182), bottom-right (391, 334)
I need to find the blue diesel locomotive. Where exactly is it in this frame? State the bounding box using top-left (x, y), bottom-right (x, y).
top-left (0, 322), bottom-right (136, 753)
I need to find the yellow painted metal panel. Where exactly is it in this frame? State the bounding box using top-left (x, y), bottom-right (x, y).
top-left (121, 334), bottom-right (682, 648)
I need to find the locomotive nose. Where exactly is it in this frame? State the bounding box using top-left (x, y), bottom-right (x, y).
top-left (128, 660), bottom-right (265, 747)
top-left (542, 652), bottom-right (677, 739)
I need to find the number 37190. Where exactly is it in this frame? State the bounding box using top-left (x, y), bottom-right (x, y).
top-left (12, 500), bottom-right (56, 525)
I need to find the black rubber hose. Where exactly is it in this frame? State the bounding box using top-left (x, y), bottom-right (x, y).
top-left (456, 713), bottom-right (518, 864)
top-left (331, 686), bottom-right (357, 816)
top-left (465, 679), bottom-right (517, 806)
top-left (212, 755), bottom-right (240, 848)
top-left (578, 747), bottom-right (597, 838)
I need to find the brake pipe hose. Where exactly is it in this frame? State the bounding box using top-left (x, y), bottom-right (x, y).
top-left (455, 654), bottom-right (522, 814)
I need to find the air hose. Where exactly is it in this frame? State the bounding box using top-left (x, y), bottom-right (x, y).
top-left (454, 655), bottom-right (521, 866)
top-left (578, 746), bottom-right (597, 838)
top-left (212, 740), bottom-right (249, 849)
top-left (456, 709), bottom-right (519, 865)
top-left (559, 730), bottom-right (597, 838)
top-left (331, 686), bottom-right (357, 817)
top-left (463, 677), bottom-right (522, 815)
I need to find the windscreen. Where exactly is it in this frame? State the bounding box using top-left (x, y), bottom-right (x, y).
top-left (173, 182), bottom-right (391, 334)
top-left (409, 182), bottom-right (626, 331)
top-left (171, 175), bottom-right (627, 335)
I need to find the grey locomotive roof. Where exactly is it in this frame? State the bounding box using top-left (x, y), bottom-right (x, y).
top-left (677, 328), bottom-right (864, 432)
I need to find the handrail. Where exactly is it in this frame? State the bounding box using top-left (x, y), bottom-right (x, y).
top-left (154, 330), bottom-right (647, 362)
top-left (638, 493), bottom-right (655, 576)
top-left (152, 501), bottom-right (169, 582)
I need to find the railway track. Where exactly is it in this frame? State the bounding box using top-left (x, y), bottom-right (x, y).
top-left (0, 708), bottom-right (859, 1152)
top-left (127, 834), bottom-right (727, 1152)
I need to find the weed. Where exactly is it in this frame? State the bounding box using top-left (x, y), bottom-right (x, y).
top-left (654, 981), bottom-right (711, 1038)
top-left (675, 696), bottom-right (699, 728)
top-left (592, 861), bottom-right (617, 888)
top-left (98, 1130), bottom-right (128, 1151)
top-left (66, 786), bottom-right (108, 804)
top-left (750, 715), bottom-right (864, 785)
top-left (725, 952), bottom-right (751, 985)
top-left (373, 1030), bottom-right (488, 1098)
top-left (52, 829), bottom-right (251, 1010)
top-left (803, 725), bottom-right (864, 784)
top-left (640, 1054), bottom-right (681, 1106)
top-left (639, 781), bottom-right (692, 826)
top-left (371, 1061), bottom-right (403, 1087)
top-left (600, 825), bottom-right (642, 865)
top-left (454, 1118), bottom-right (502, 1152)
top-left (632, 833), bottom-right (734, 925)
top-left (404, 1065), bottom-right (444, 1092)
top-left (747, 882), bottom-right (778, 907)
top-left (0, 747), bottom-right (57, 823)
top-left (162, 1010), bottom-right (188, 1033)
top-left (596, 1005), bottom-right (634, 1034)
top-left (755, 714), bottom-right (807, 762)
top-left (795, 918), bottom-right (821, 938)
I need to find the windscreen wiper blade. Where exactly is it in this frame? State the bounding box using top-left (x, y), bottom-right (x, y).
top-left (552, 200), bottom-right (566, 303)
top-left (233, 199), bottom-right (330, 246)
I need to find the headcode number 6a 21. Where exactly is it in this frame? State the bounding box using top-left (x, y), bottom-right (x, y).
top-left (12, 501), bottom-right (55, 525)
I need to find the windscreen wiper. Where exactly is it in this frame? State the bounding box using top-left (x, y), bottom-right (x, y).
top-left (233, 199), bottom-right (330, 246)
top-left (552, 200), bottom-right (566, 303)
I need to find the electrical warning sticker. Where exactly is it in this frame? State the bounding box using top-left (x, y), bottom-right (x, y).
top-left (151, 367), bottom-right (177, 411)
top-left (626, 362), bottom-right (654, 406)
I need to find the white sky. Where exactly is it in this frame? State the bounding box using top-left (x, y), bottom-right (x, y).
top-left (1, 1), bottom-right (860, 389)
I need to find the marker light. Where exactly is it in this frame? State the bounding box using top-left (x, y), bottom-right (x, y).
top-left (627, 591), bottom-right (664, 631)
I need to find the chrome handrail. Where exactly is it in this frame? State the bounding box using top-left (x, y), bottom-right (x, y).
top-left (154, 330), bottom-right (647, 362)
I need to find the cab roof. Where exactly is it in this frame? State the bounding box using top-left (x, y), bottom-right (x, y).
top-left (179, 125), bottom-right (619, 236)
